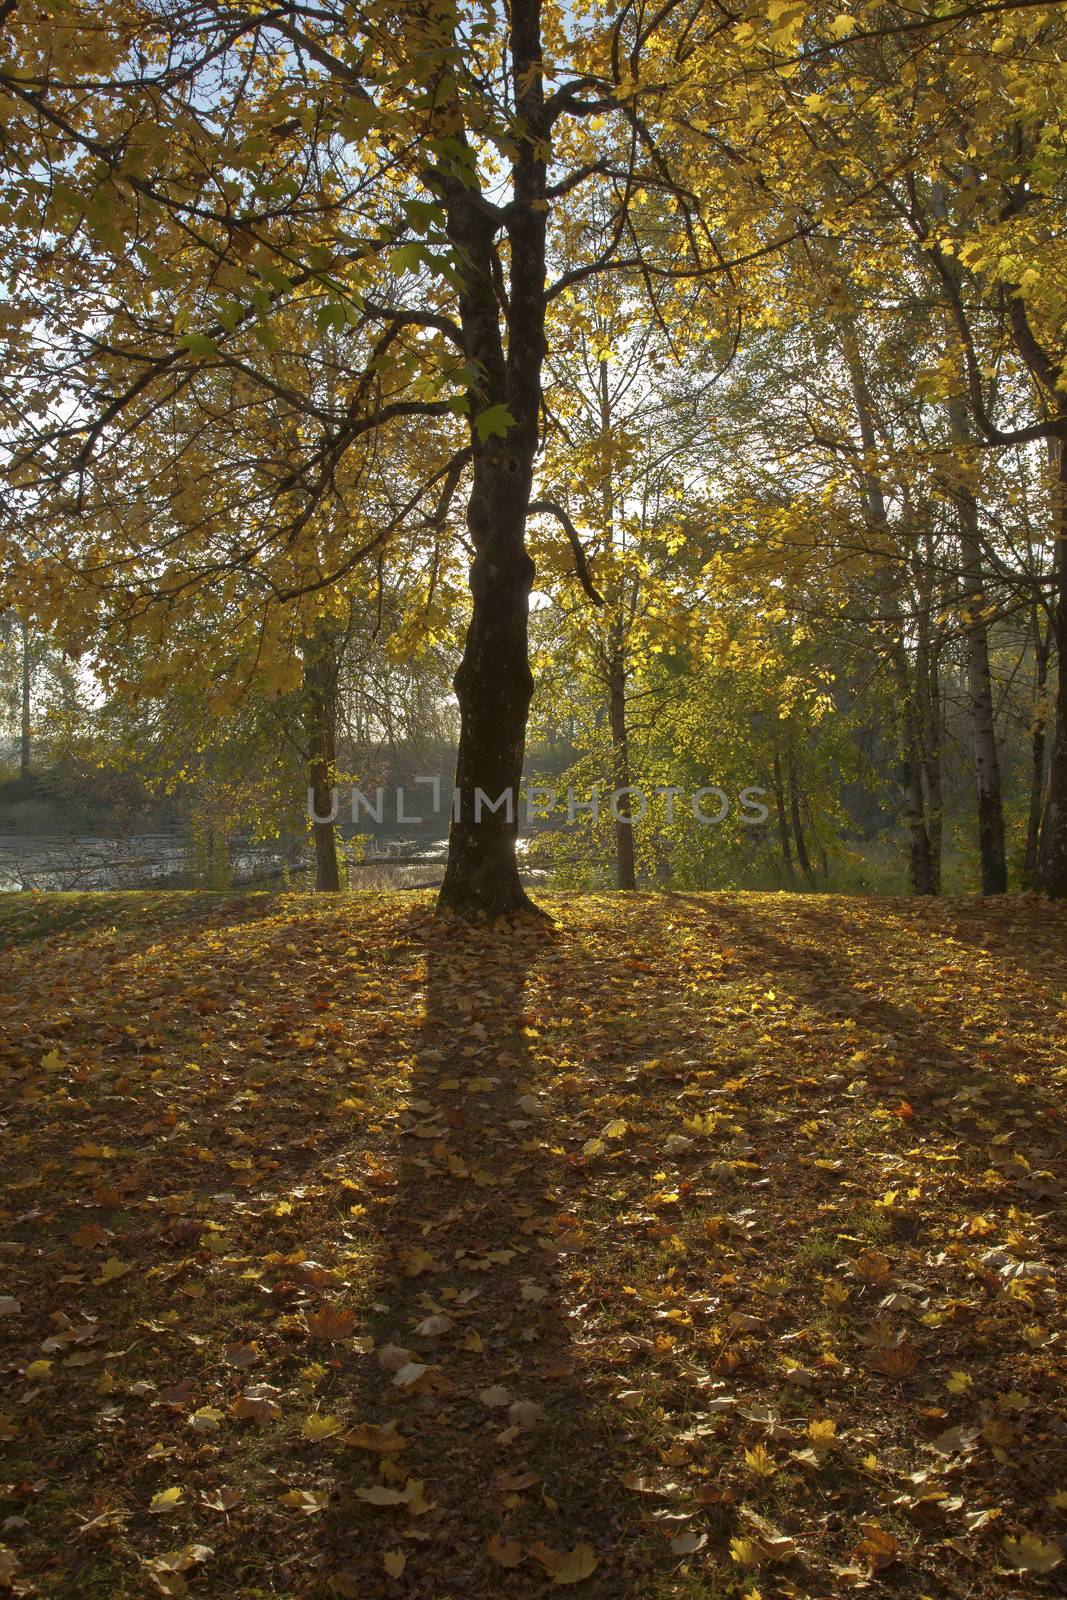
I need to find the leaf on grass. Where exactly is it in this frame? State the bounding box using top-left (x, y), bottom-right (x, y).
top-left (866, 1340), bottom-right (917, 1378)
top-left (94, 1257), bottom-right (133, 1284)
top-left (488, 1534), bottom-right (523, 1567)
top-left (393, 1361), bottom-right (448, 1393)
top-left (413, 1314), bottom-right (453, 1338)
top-left (201, 1488), bottom-right (242, 1513)
top-left (303, 1413), bottom-right (344, 1441)
top-left (1002, 1535), bottom-right (1061, 1574)
top-left (528, 1543), bottom-right (599, 1584)
top-left (189, 1405), bottom-right (225, 1433)
top-left (666, 1529), bottom-right (707, 1555)
top-left (744, 1443), bottom-right (777, 1477)
top-left (400, 1247), bottom-right (436, 1277)
top-left (852, 1522), bottom-right (900, 1572)
top-left (146, 1544), bottom-right (213, 1597)
top-left (232, 1385), bottom-right (281, 1425)
top-left (343, 1422), bottom-right (406, 1454)
top-left (305, 1305), bottom-right (357, 1341)
top-left (222, 1341), bottom-right (260, 1369)
top-left (149, 1487), bottom-right (184, 1513)
top-left (356, 1479), bottom-right (429, 1514)
top-left (508, 1400), bottom-right (545, 1430)
top-left (279, 1488), bottom-right (330, 1515)
top-left (355, 1485), bottom-right (410, 1506)
top-left (376, 1344), bottom-right (416, 1372)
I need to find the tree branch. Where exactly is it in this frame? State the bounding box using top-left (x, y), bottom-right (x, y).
top-left (528, 500), bottom-right (604, 604)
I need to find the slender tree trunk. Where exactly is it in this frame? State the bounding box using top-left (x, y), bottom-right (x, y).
top-left (787, 754), bottom-right (816, 886)
top-left (20, 619), bottom-right (31, 779)
top-left (838, 305), bottom-right (935, 895)
top-left (771, 750), bottom-right (796, 882)
top-left (1023, 610), bottom-right (1050, 890)
top-left (902, 693), bottom-right (936, 894)
top-left (304, 631), bottom-right (341, 893)
top-left (948, 399), bottom-right (1007, 893)
top-left (961, 538), bottom-right (1007, 894)
top-left (607, 650), bottom-right (636, 890)
top-left (915, 591), bottom-right (943, 893)
top-left (597, 356), bottom-right (636, 893)
top-left (1037, 441), bottom-right (1067, 896)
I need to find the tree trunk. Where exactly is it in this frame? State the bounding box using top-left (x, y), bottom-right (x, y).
top-left (1023, 609), bottom-right (1050, 890)
top-left (1037, 440), bottom-right (1067, 896)
top-left (20, 619), bottom-right (31, 779)
top-left (961, 537), bottom-right (1007, 894)
top-left (915, 592), bottom-right (943, 893)
top-left (607, 650), bottom-right (636, 890)
top-left (838, 305), bottom-right (935, 896)
top-left (787, 754), bottom-right (816, 886)
top-left (438, 455), bottom-right (538, 916)
top-left (436, 0), bottom-right (547, 917)
top-left (303, 631), bottom-right (341, 893)
top-left (902, 691), bottom-right (936, 895)
top-left (771, 750), bottom-right (796, 882)
top-left (948, 398), bottom-right (1007, 893)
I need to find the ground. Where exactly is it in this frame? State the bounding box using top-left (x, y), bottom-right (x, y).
top-left (0, 890), bottom-right (1065, 1600)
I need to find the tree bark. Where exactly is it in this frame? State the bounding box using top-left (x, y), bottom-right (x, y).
top-left (607, 649), bottom-right (636, 890)
top-left (947, 398), bottom-right (1007, 893)
top-left (20, 619), bottom-right (31, 779)
top-left (771, 750), bottom-right (796, 882)
top-left (438, 454), bottom-right (537, 915)
top-left (839, 306), bottom-right (934, 895)
top-left (303, 631), bottom-right (341, 893)
top-left (436, 0), bottom-right (547, 916)
top-left (1023, 607), bottom-right (1050, 890)
top-left (787, 754), bottom-right (816, 886)
top-left (902, 688), bottom-right (936, 895)
top-left (1037, 440), bottom-right (1067, 895)
top-left (961, 531), bottom-right (1007, 893)
top-left (915, 604), bottom-right (943, 894)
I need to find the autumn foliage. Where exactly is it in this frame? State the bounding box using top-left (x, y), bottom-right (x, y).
top-left (1, 890), bottom-right (1065, 1596)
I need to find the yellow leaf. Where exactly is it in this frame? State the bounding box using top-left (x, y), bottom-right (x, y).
top-left (1002, 1535), bottom-right (1061, 1574)
top-left (343, 1422), bottom-right (406, 1454)
top-left (95, 1257), bottom-right (133, 1284)
top-left (302, 1413), bottom-right (343, 1441)
top-left (150, 1487), bottom-right (184, 1513)
top-left (383, 1550), bottom-right (406, 1577)
top-left (189, 1406), bottom-right (225, 1432)
top-left (744, 1443), bottom-right (777, 1478)
top-left (278, 1489), bottom-right (329, 1514)
top-left (528, 1542), bottom-right (599, 1584)
top-left (852, 1523), bottom-right (900, 1572)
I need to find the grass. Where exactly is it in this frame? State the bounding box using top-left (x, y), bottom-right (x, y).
top-left (1, 888), bottom-right (1065, 1598)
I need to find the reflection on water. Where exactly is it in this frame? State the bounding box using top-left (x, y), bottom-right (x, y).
top-left (0, 834), bottom-right (457, 893)
top-left (347, 858), bottom-right (445, 891)
top-left (0, 832), bottom-right (556, 894)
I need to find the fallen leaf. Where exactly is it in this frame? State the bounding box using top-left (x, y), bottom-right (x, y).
top-left (528, 1542), bottom-right (599, 1585)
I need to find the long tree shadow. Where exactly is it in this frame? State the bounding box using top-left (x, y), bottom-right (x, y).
top-left (314, 908), bottom-right (676, 1597)
top-left (660, 890), bottom-right (1065, 1171)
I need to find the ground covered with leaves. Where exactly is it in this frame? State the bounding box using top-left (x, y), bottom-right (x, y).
top-left (1, 890), bottom-right (1065, 1600)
